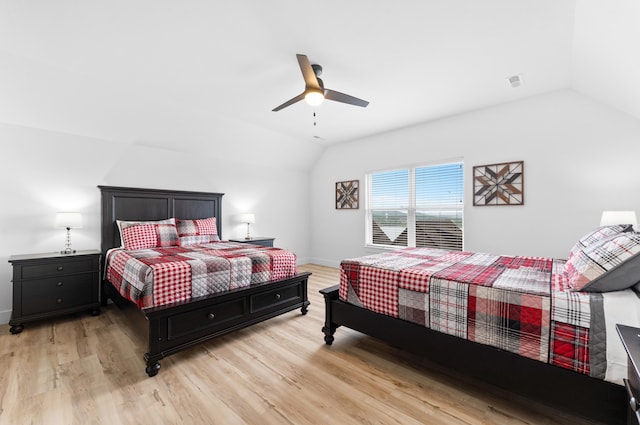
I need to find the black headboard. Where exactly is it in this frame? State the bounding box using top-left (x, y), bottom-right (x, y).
top-left (99, 186), bottom-right (224, 254)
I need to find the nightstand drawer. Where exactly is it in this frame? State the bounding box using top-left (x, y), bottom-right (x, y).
top-left (229, 238), bottom-right (275, 248)
top-left (246, 239), bottom-right (274, 247)
top-left (21, 274), bottom-right (94, 316)
top-left (20, 258), bottom-right (96, 279)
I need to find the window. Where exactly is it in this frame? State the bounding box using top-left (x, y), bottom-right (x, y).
top-left (366, 161), bottom-right (464, 250)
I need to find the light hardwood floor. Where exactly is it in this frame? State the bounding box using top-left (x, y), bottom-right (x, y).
top-left (0, 264), bottom-right (602, 425)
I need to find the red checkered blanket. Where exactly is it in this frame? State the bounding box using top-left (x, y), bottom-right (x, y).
top-left (339, 247), bottom-right (627, 382)
top-left (106, 241), bottom-right (297, 309)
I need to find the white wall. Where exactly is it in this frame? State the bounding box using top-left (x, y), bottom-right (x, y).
top-left (571, 0), bottom-right (640, 121)
top-left (309, 89), bottom-right (640, 267)
top-left (0, 123), bottom-right (311, 324)
top-left (5, 89), bottom-right (640, 324)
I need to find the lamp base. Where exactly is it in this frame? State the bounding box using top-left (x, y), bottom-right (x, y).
top-left (61, 227), bottom-right (76, 255)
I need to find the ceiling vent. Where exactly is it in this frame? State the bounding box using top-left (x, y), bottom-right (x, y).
top-left (507, 74), bottom-right (524, 88)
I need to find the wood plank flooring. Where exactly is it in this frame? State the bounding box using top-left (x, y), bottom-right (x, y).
top-left (0, 264), bottom-right (603, 424)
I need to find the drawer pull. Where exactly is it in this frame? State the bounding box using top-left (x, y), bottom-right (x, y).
top-left (57, 266), bottom-right (64, 271)
top-left (274, 293), bottom-right (281, 300)
top-left (56, 298), bottom-right (63, 304)
top-left (57, 281), bottom-right (63, 287)
top-left (207, 313), bottom-right (215, 320)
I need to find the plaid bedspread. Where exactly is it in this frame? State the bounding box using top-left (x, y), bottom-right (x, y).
top-left (106, 241), bottom-right (297, 309)
top-left (339, 247), bottom-right (612, 380)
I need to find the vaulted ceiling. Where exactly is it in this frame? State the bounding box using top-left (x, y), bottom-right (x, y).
top-left (0, 1), bottom-right (638, 170)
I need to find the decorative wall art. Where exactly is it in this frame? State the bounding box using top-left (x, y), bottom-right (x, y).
top-left (336, 180), bottom-right (359, 209)
top-left (473, 161), bottom-right (524, 206)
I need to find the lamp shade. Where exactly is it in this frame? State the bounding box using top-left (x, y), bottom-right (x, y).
top-left (238, 213), bottom-right (255, 224)
top-left (600, 210), bottom-right (637, 228)
top-left (55, 212), bottom-right (82, 229)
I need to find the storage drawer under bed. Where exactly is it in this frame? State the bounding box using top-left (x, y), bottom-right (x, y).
top-left (163, 280), bottom-right (306, 342)
top-left (250, 283), bottom-right (303, 314)
top-left (167, 298), bottom-right (247, 340)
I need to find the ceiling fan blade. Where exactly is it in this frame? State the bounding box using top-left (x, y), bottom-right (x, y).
top-left (272, 93), bottom-right (305, 111)
top-left (296, 54), bottom-right (321, 90)
top-left (324, 89), bottom-right (369, 108)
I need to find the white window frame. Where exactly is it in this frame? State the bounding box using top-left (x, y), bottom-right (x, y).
top-left (365, 159), bottom-right (464, 250)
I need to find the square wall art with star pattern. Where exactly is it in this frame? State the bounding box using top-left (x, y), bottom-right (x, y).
top-left (336, 180), bottom-right (359, 209)
top-left (473, 161), bottom-right (524, 206)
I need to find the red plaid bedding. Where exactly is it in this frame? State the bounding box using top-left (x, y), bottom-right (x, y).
top-left (339, 247), bottom-right (629, 382)
top-left (106, 241), bottom-right (297, 309)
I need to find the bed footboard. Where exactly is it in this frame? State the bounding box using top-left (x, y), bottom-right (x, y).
top-left (141, 272), bottom-right (310, 376)
top-left (320, 285), bottom-right (626, 425)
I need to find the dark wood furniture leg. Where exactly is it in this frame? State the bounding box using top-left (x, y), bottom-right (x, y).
top-left (320, 285), bottom-right (339, 345)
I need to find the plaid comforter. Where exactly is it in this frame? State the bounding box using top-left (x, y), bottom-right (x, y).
top-left (339, 247), bottom-right (614, 380)
top-left (106, 242), bottom-right (297, 309)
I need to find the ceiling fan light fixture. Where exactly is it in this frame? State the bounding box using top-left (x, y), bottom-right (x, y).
top-left (272, 54), bottom-right (368, 111)
top-left (305, 89), bottom-right (324, 106)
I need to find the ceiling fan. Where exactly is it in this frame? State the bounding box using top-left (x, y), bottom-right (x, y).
top-left (272, 54), bottom-right (369, 112)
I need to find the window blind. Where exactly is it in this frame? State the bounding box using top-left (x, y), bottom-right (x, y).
top-left (367, 161), bottom-right (463, 250)
top-left (370, 169), bottom-right (409, 247)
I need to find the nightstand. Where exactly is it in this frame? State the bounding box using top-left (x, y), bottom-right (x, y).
top-left (229, 237), bottom-right (275, 247)
top-left (8, 250), bottom-right (101, 334)
top-left (617, 324), bottom-right (640, 424)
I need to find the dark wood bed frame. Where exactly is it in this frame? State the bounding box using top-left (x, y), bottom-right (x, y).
top-left (99, 186), bottom-right (310, 377)
top-left (321, 285), bottom-right (627, 425)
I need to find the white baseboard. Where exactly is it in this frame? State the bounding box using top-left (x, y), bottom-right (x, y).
top-left (304, 258), bottom-right (341, 268)
top-left (0, 309), bottom-right (11, 325)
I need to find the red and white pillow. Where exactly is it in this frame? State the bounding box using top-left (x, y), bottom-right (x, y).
top-left (117, 218), bottom-right (179, 250)
top-left (565, 231), bottom-right (640, 292)
top-left (567, 224), bottom-right (633, 260)
top-left (176, 217), bottom-right (220, 246)
top-left (121, 224), bottom-right (158, 250)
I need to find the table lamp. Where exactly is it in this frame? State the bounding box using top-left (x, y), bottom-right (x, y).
top-left (55, 212), bottom-right (82, 254)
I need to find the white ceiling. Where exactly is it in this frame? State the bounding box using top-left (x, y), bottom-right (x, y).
top-left (0, 0), bottom-right (638, 169)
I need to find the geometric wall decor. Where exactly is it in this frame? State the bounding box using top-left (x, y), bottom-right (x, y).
top-left (336, 180), bottom-right (359, 209)
top-left (473, 161), bottom-right (524, 206)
